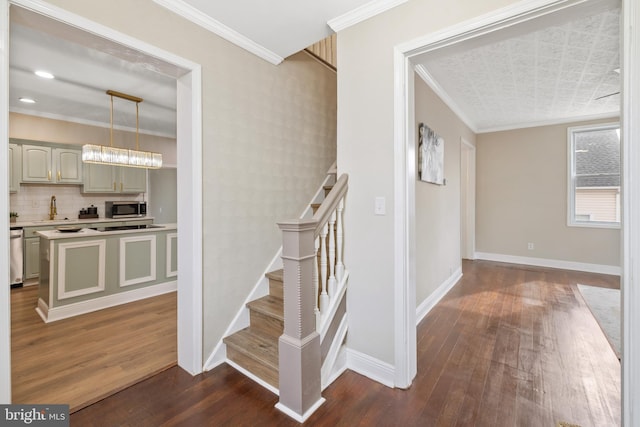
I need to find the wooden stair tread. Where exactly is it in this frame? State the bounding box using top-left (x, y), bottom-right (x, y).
top-left (247, 296), bottom-right (283, 321)
top-left (224, 328), bottom-right (278, 370)
top-left (265, 269), bottom-right (283, 282)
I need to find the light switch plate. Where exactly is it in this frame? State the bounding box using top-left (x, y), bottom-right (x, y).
top-left (374, 197), bottom-right (386, 215)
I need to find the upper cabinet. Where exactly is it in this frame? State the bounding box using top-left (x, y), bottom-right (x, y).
top-left (21, 144), bottom-right (83, 184)
top-left (9, 143), bottom-right (22, 193)
top-left (55, 148), bottom-right (83, 183)
top-left (83, 163), bottom-right (147, 194)
top-left (119, 167), bottom-right (147, 193)
top-left (9, 139), bottom-right (146, 195)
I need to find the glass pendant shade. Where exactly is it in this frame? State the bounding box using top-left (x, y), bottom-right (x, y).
top-left (82, 145), bottom-right (163, 169)
top-left (81, 90), bottom-right (163, 169)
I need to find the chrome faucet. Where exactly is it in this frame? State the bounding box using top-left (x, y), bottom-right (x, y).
top-left (49, 195), bottom-right (57, 220)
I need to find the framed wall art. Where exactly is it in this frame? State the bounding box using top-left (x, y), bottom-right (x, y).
top-left (418, 122), bottom-right (444, 185)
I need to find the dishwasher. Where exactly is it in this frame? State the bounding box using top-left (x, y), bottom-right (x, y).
top-left (10, 227), bottom-right (23, 288)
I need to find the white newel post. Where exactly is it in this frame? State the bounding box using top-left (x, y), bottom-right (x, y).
top-left (276, 219), bottom-right (325, 422)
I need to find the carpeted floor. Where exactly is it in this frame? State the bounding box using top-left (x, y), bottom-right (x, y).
top-left (578, 284), bottom-right (620, 357)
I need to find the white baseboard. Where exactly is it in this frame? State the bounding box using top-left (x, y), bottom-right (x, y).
top-left (36, 281), bottom-right (177, 323)
top-left (416, 267), bottom-right (463, 324)
top-left (346, 348), bottom-right (395, 388)
top-left (475, 252), bottom-right (621, 276)
top-left (225, 359), bottom-right (279, 396)
top-left (275, 397), bottom-right (326, 423)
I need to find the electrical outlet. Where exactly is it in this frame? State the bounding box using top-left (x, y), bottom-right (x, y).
top-left (527, 242), bottom-right (535, 250)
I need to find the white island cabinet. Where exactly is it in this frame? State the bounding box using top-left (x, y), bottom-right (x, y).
top-left (21, 218), bottom-right (153, 281)
top-left (35, 224), bottom-right (177, 322)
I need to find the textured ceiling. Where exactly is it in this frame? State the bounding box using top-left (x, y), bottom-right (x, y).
top-left (415, 6), bottom-right (621, 133)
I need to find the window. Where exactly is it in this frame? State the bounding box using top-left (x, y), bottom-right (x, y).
top-left (568, 123), bottom-right (620, 228)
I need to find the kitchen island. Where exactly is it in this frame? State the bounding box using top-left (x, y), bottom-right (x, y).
top-left (35, 224), bottom-right (177, 322)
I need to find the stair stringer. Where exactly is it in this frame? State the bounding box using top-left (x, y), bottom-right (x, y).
top-left (203, 250), bottom-right (282, 372)
top-left (319, 270), bottom-right (349, 390)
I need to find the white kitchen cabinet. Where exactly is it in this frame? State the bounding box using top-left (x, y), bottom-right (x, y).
top-left (119, 167), bottom-right (147, 193)
top-left (83, 163), bottom-right (147, 194)
top-left (22, 144), bottom-right (52, 183)
top-left (54, 148), bottom-right (83, 183)
top-left (83, 163), bottom-right (118, 193)
top-left (24, 237), bottom-right (40, 279)
top-left (21, 144), bottom-right (83, 184)
top-left (9, 143), bottom-right (22, 192)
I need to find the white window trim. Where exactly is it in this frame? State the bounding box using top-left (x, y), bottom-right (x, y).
top-left (567, 122), bottom-right (621, 229)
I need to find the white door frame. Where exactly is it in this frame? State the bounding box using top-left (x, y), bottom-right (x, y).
top-left (622, 0), bottom-right (640, 424)
top-left (0, 0), bottom-right (204, 402)
top-left (393, 4), bottom-right (636, 424)
top-left (460, 138), bottom-right (476, 260)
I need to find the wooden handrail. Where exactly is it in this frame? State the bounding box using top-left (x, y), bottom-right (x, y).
top-left (313, 174), bottom-right (348, 235)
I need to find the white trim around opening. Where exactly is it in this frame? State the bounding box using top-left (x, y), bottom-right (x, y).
top-left (0, 0), bottom-right (204, 403)
top-left (392, 0), bottom-right (625, 398)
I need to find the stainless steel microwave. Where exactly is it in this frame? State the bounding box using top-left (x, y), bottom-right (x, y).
top-left (105, 201), bottom-right (147, 218)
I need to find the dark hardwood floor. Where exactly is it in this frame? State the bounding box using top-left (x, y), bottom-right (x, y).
top-left (71, 260), bottom-right (621, 426)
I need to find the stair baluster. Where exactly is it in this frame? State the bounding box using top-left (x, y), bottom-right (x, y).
top-left (327, 211), bottom-right (337, 297)
top-left (319, 223), bottom-right (329, 313)
top-left (335, 198), bottom-right (345, 281)
top-left (314, 235), bottom-right (321, 326)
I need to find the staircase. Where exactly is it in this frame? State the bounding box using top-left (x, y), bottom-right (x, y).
top-left (223, 182), bottom-right (336, 390)
top-left (223, 270), bottom-right (284, 388)
top-left (222, 169), bottom-right (348, 420)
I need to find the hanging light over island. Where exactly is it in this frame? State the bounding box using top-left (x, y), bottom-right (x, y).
top-left (82, 90), bottom-right (163, 169)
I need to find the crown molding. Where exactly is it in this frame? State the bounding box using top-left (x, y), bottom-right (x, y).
top-left (414, 64), bottom-right (479, 133)
top-left (10, 108), bottom-right (177, 139)
top-left (328, 0), bottom-right (409, 32)
top-left (478, 111), bottom-right (620, 134)
top-left (152, 0), bottom-right (284, 65)
top-left (414, 64), bottom-right (620, 134)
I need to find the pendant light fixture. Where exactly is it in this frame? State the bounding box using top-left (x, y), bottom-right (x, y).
top-left (82, 90), bottom-right (163, 169)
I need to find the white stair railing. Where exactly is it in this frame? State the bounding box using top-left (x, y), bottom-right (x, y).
top-left (312, 174), bottom-right (348, 336)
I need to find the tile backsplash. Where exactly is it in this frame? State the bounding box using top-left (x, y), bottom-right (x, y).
top-left (10, 185), bottom-right (143, 221)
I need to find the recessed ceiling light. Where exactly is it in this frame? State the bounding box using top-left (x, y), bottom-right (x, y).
top-left (34, 70), bottom-right (55, 79)
top-left (19, 97), bottom-right (36, 104)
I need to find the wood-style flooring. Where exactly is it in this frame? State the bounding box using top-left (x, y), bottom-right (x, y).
top-left (71, 260), bottom-right (621, 426)
top-left (11, 286), bottom-right (177, 412)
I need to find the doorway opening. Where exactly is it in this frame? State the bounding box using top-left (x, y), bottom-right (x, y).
top-left (0, 0), bottom-right (203, 403)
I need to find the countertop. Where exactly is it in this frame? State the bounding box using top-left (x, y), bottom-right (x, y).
top-left (37, 223), bottom-right (177, 240)
top-left (13, 217), bottom-right (154, 228)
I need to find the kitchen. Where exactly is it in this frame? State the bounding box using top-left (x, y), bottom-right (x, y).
top-left (8, 5), bottom-right (180, 411)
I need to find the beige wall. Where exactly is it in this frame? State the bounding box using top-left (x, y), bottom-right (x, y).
top-left (337, 0), bottom-right (517, 365)
top-left (414, 74), bottom-right (475, 305)
top-left (26, 0), bottom-right (337, 360)
top-left (476, 119), bottom-right (620, 267)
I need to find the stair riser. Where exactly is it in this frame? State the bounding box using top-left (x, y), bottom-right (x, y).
top-left (269, 280), bottom-right (283, 300)
top-left (249, 311), bottom-right (283, 339)
top-left (226, 347), bottom-right (278, 388)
